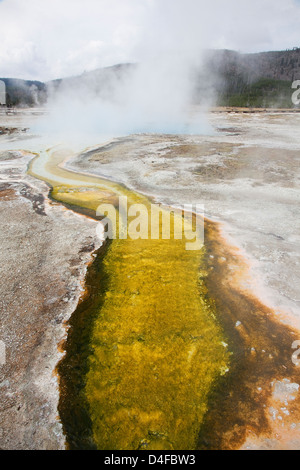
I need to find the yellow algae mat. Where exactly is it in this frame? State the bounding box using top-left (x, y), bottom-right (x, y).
top-left (30, 148), bottom-right (229, 450)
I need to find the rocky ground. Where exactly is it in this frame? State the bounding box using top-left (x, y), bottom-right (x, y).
top-left (0, 148), bottom-right (101, 450)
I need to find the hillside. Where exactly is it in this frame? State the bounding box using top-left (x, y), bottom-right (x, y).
top-left (1, 49), bottom-right (300, 108)
top-left (203, 48), bottom-right (300, 107)
top-left (0, 78), bottom-right (47, 107)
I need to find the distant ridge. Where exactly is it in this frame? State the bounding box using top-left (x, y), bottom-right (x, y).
top-left (0, 78), bottom-right (47, 107)
top-left (1, 49), bottom-right (300, 108)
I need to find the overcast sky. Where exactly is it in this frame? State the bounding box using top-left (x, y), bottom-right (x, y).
top-left (0, 0), bottom-right (300, 81)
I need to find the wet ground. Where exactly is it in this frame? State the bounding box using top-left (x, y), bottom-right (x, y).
top-left (67, 112), bottom-right (300, 328)
top-left (0, 109), bottom-right (299, 449)
top-left (64, 117), bottom-right (300, 449)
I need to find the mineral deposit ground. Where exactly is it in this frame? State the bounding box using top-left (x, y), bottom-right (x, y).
top-left (0, 109), bottom-right (300, 450)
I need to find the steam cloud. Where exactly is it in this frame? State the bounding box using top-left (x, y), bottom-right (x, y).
top-left (38, 55), bottom-right (212, 140)
top-left (32, 0), bottom-right (300, 140)
top-left (35, 0), bottom-right (222, 140)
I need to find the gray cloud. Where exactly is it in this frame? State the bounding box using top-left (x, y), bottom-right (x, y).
top-left (0, 0), bottom-right (299, 80)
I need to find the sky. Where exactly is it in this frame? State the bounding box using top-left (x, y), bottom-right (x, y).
top-left (0, 0), bottom-right (300, 81)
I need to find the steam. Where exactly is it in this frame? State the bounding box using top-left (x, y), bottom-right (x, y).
top-left (35, 0), bottom-right (220, 141)
top-left (35, 52), bottom-right (212, 142)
